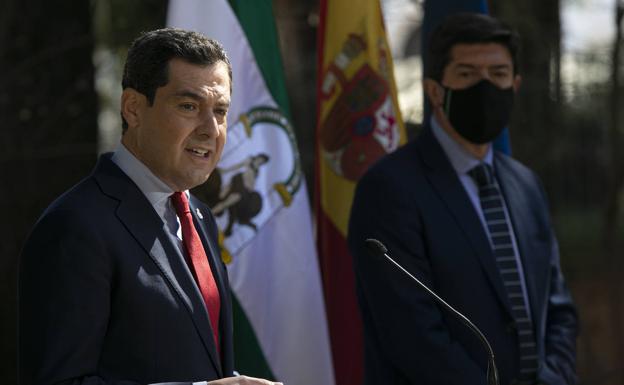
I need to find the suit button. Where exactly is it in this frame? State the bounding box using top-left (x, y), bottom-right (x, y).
top-left (506, 322), bottom-right (517, 333)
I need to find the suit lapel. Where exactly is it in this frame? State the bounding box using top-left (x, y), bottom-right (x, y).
top-left (92, 156), bottom-right (223, 377)
top-left (416, 130), bottom-right (513, 315)
top-left (495, 156), bottom-right (549, 326)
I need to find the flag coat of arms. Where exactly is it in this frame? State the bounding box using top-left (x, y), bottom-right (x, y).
top-left (315, 0), bottom-right (407, 384)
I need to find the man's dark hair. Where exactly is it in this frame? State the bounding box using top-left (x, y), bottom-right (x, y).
top-left (425, 13), bottom-right (520, 82)
top-left (121, 28), bottom-right (232, 130)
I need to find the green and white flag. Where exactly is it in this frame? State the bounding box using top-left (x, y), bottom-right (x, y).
top-left (167, 1), bottom-right (335, 384)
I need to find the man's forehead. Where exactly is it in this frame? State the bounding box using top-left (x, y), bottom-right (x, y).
top-left (448, 42), bottom-right (513, 67)
top-left (167, 60), bottom-right (231, 96)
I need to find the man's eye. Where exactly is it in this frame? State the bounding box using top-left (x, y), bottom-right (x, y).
top-left (215, 108), bottom-right (228, 117)
top-left (180, 103), bottom-right (196, 111)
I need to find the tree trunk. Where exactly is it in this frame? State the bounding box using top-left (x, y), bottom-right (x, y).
top-left (604, 2), bottom-right (624, 384)
top-left (273, 0), bottom-right (319, 196)
top-left (605, 2), bottom-right (623, 259)
top-left (0, 1), bottom-right (98, 383)
top-left (489, 0), bottom-right (562, 209)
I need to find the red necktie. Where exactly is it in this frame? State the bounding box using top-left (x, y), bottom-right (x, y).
top-left (171, 192), bottom-right (221, 351)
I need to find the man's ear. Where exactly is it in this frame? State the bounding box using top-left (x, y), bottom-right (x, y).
top-left (121, 88), bottom-right (145, 129)
top-left (423, 78), bottom-right (445, 109)
top-left (512, 74), bottom-right (522, 93)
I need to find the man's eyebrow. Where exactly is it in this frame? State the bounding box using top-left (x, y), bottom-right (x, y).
top-left (452, 63), bottom-right (511, 71)
top-left (489, 64), bottom-right (512, 70)
top-left (173, 91), bottom-right (231, 106)
top-left (454, 63), bottom-right (477, 70)
top-left (172, 90), bottom-right (203, 100)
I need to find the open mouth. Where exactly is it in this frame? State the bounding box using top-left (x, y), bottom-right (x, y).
top-left (186, 148), bottom-right (211, 158)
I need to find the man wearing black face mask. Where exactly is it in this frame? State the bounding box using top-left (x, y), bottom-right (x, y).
top-left (348, 13), bottom-right (578, 385)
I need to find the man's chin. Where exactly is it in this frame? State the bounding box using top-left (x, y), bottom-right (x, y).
top-left (183, 174), bottom-right (213, 191)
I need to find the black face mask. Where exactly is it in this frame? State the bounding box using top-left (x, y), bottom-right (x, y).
top-left (443, 79), bottom-right (514, 144)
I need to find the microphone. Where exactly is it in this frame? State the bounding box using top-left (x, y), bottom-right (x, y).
top-left (365, 238), bottom-right (499, 385)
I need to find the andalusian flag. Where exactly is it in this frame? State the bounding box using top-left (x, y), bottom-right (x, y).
top-left (168, 1), bottom-right (335, 384)
top-left (422, 0), bottom-right (511, 154)
top-left (315, 1), bottom-right (407, 384)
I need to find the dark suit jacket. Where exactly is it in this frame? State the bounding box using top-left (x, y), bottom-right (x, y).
top-left (348, 127), bottom-right (578, 385)
top-left (19, 154), bottom-right (234, 385)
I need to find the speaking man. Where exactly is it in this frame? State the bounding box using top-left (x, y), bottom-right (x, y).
top-left (19, 28), bottom-right (281, 385)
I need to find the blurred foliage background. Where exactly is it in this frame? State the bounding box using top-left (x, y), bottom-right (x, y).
top-left (1, 0), bottom-right (623, 384)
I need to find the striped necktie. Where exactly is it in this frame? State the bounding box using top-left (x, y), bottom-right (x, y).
top-left (469, 163), bottom-right (538, 384)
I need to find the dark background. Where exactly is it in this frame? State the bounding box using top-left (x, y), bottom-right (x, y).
top-left (2, 0), bottom-right (623, 384)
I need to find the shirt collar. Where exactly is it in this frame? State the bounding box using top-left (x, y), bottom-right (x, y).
top-left (111, 142), bottom-right (188, 221)
top-left (430, 115), bottom-right (493, 175)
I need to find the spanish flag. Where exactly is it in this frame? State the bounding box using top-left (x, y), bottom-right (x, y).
top-left (316, 1), bottom-right (407, 384)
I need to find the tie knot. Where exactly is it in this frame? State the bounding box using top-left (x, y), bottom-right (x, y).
top-left (171, 191), bottom-right (191, 215)
top-left (469, 163), bottom-right (495, 188)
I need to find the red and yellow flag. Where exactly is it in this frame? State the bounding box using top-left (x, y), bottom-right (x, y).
top-left (315, 1), bottom-right (407, 383)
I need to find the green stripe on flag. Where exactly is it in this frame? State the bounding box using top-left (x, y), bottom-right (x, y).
top-left (232, 294), bottom-right (276, 380)
top-left (228, 0), bottom-right (291, 118)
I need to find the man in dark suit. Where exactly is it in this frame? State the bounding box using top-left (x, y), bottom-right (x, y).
top-left (348, 13), bottom-right (578, 385)
top-left (19, 28), bottom-right (281, 385)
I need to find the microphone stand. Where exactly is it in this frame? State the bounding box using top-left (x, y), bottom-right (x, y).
top-left (365, 238), bottom-right (499, 385)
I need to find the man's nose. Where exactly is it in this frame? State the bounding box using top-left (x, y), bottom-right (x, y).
top-left (197, 111), bottom-right (220, 137)
top-left (478, 68), bottom-right (493, 82)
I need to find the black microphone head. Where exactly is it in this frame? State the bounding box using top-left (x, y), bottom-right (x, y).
top-left (365, 238), bottom-right (387, 256)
